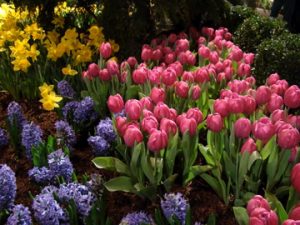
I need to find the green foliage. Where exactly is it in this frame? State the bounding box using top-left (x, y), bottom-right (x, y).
top-left (254, 33), bottom-right (300, 86)
top-left (234, 15), bottom-right (288, 53)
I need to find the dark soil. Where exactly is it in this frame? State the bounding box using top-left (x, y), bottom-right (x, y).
top-left (0, 91), bottom-right (237, 225)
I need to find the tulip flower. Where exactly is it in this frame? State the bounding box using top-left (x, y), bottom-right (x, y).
top-left (147, 129), bottom-right (168, 152)
top-left (247, 195), bottom-right (271, 215)
top-left (141, 116), bottom-right (159, 134)
top-left (284, 85), bottom-right (300, 109)
top-left (289, 204), bottom-right (300, 220)
top-left (191, 85), bottom-right (201, 100)
top-left (249, 208), bottom-right (278, 225)
top-left (125, 99), bottom-right (142, 120)
top-left (206, 113), bottom-right (223, 132)
top-left (234, 118), bottom-right (251, 139)
top-left (255, 85), bottom-right (272, 105)
top-left (186, 108), bottom-right (203, 124)
top-left (241, 138), bottom-right (257, 154)
top-left (132, 67), bottom-right (148, 85)
top-left (277, 127), bottom-right (299, 149)
top-left (107, 94), bottom-right (124, 114)
top-left (140, 97), bottom-right (154, 111)
top-left (266, 73), bottom-right (280, 86)
top-left (175, 81), bottom-right (189, 98)
top-left (123, 126), bottom-right (143, 148)
top-left (99, 42), bottom-right (112, 59)
top-left (179, 117), bottom-right (197, 136)
top-left (160, 118), bottom-right (178, 136)
top-left (291, 163), bottom-right (300, 193)
top-left (252, 117), bottom-right (275, 143)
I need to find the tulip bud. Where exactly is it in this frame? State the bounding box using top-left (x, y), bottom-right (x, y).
top-left (194, 68), bottom-right (210, 83)
top-left (282, 219), bottom-right (300, 225)
top-left (182, 71), bottom-right (194, 82)
top-left (141, 46), bottom-right (153, 61)
top-left (98, 68), bottom-right (111, 81)
top-left (140, 97), bottom-right (154, 111)
top-left (291, 163), bottom-right (300, 193)
top-left (179, 117), bottom-right (197, 136)
top-left (244, 53), bottom-right (255, 65)
top-left (191, 85), bottom-right (201, 100)
top-left (266, 93), bottom-right (283, 113)
top-left (161, 68), bottom-right (177, 86)
top-left (289, 204), bottom-right (300, 220)
top-left (165, 52), bottom-right (176, 64)
top-left (175, 81), bottom-right (189, 98)
top-left (255, 85), bottom-right (272, 105)
top-left (147, 129), bottom-right (168, 152)
top-left (160, 118), bottom-right (178, 136)
top-left (99, 42), bottom-right (112, 59)
top-left (237, 63), bottom-right (251, 77)
top-left (127, 57), bottom-right (138, 68)
top-left (141, 116), bottom-right (159, 134)
top-left (270, 109), bottom-right (286, 123)
top-left (241, 138), bottom-right (257, 154)
top-left (175, 39), bottom-right (189, 52)
top-left (107, 94), bottom-right (124, 113)
top-left (227, 95), bottom-right (244, 114)
top-left (152, 48), bottom-right (162, 61)
top-left (230, 46), bottom-right (243, 62)
top-left (266, 73), bottom-right (280, 86)
top-left (169, 108), bottom-right (177, 121)
top-left (123, 126), bottom-right (143, 147)
top-left (213, 99), bottom-right (229, 117)
top-left (143, 109), bottom-right (154, 118)
top-left (116, 116), bottom-right (128, 136)
top-left (249, 208), bottom-right (278, 225)
top-left (242, 95), bottom-right (256, 115)
top-left (198, 45), bottom-right (210, 59)
top-left (209, 51), bottom-right (219, 64)
top-left (88, 63), bottom-right (100, 77)
top-left (247, 195), bottom-right (270, 215)
top-left (284, 85), bottom-right (300, 109)
top-left (207, 113), bottom-right (223, 132)
top-left (277, 127), bottom-right (299, 149)
top-left (106, 60), bottom-right (119, 76)
top-left (125, 99), bottom-right (142, 120)
top-left (252, 117), bottom-right (275, 142)
top-left (150, 87), bottom-right (166, 104)
top-left (132, 67), bottom-right (148, 85)
top-left (234, 118), bottom-right (251, 138)
top-left (168, 33), bottom-right (177, 43)
top-left (153, 103), bottom-right (170, 121)
top-left (186, 108), bottom-right (203, 124)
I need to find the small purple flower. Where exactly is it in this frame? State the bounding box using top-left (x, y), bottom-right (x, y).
top-left (32, 193), bottom-right (68, 225)
top-left (57, 182), bottom-right (80, 202)
top-left (41, 185), bottom-right (59, 195)
top-left (7, 204), bottom-right (32, 225)
top-left (0, 128), bottom-right (8, 149)
top-left (0, 164), bottom-right (16, 211)
top-left (57, 80), bottom-right (75, 99)
top-left (87, 135), bottom-right (110, 156)
top-left (62, 101), bottom-right (80, 121)
top-left (28, 167), bottom-right (54, 184)
top-left (7, 101), bottom-right (26, 126)
top-left (120, 211), bottom-right (155, 225)
top-left (48, 149), bottom-right (74, 182)
top-left (86, 173), bottom-right (104, 197)
top-left (161, 193), bottom-right (189, 225)
top-left (73, 97), bottom-right (97, 124)
top-left (96, 118), bottom-right (116, 143)
top-left (55, 120), bottom-right (76, 149)
top-left (21, 123), bottom-right (43, 159)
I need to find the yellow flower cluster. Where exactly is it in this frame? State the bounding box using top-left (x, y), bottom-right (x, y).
top-left (39, 83), bottom-right (62, 111)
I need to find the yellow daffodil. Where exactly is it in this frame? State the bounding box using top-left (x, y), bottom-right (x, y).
top-left (109, 39), bottom-right (120, 53)
top-left (11, 58), bottom-right (30, 72)
top-left (39, 91), bottom-right (62, 111)
top-left (62, 64), bottom-right (78, 76)
top-left (39, 83), bottom-right (54, 97)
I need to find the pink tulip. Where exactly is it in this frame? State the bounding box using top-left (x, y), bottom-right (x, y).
top-left (165, 52), bottom-right (176, 64)
top-left (242, 95), bottom-right (257, 115)
top-left (213, 99), bottom-right (229, 117)
top-left (255, 85), bottom-right (272, 105)
top-left (150, 87), bottom-right (166, 104)
top-left (141, 46), bottom-right (153, 61)
top-left (227, 95), bottom-right (244, 114)
top-left (209, 51), bottom-right (219, 64)
top-left (266, 73), bottom-right (280, 86)
top-left (169, 108), bottom-right (177, 121)
top-left (99, 42), bottom-right (112, 59)
top-left (161, 68), bottom-right (177, 86)
top-left (115, 116), bottom-right (128, 136)
top-left (140, 97), bottom-right (154, 111)
top-left (282, 219), bottom-right (300, 225)
top-left (266, 93), bottom-right (283, 113)
top-left (224, 66), bottom-right (233, 80)
top-left (247, 195), bottom-right (271, 215)
top-left (277, 127), bottom-right (299, 149)
top-left (249, 208), bottom-right (278, 225)
top-left (152, 48), bottom-right (162, 61)
top-left (252, 117), bottom-right (275, 142)
top-left (289, 146), bottom-right (298, 162)
top-left (106, 60), bottom-right (119, 76)
top-left (148, 70), bottom-right (161, 85)
top-left (244, 53), bottom-right (255, 65)
top-left (241, 138), bottom-right (257, 154)
top-left (132, 67), bottom-right (148, 84)
top-left (179, 117), bottom-right (197, 136)
top-left (274, 121), bottom-right (293, 133)
top-left (147, 129), bottom-right (168, 152)
top-left (284, 85), bottom-right (300, 109)
top-left (186, 108), bottom-right (203, 124)
top-left (198, 45), bottom-right (210, 58)
top-left (175, 39), bottom-right (189, 52)
top-left (143, 109), bottom-right (154, 118)
top-left (194, 68), bottom-right (210, 83)
top-left (87, 63), bottom-right (100, 77)
top-left (123, 126), bottom-right (143, 147)
top-left (160, 118), bottom-right (178, 136)
top-left (230, 46), bottom-right (243, 62)
top-left (182, 71), bottom-right (194, 82)
top-left (289, 205), bottom-right (300, 220)
top-left (107, 94), bottom-right (124, 113)
top-left (175, 81), bottom-right (189, 98)
top-left (98, 68), bottom-right (111, 81)
top-left (191, 85), bottom-right (201, 100)
top-left (127, 57), bottom-right (138, 68)
top-left (234, 118), bottom-right (251, 138)
top-left (237, 63), bottom-right (251, 77)
top-left (270, 109), bottom-right (286, 123)
top-left (141, 116), bottom-right (159, 134)
top-left (168, 33), bottom-right (177, 43)
top-left (245, 76), bottom-right (256, 86)
top-left (170, 62), bottom-right (183, 77)
top-left (125, 99), bottom-right (142, 120)
top-left (292, 163), bottom-right (300, 193)
top-left (207, 113), bottom-right (223, 132)
top-left (153, 102), bottom-right (170, 121)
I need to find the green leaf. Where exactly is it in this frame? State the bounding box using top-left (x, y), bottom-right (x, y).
top-left (238, 152), bottom-right (251, 191)
top-left (104, 176), bottom-right (135, 192)
top-left (266, 147), bottom-right (278, 190)
top-left (260, 136), bottom-right (276, 160)
top-left (273, 150), bottom-right (290, 184)
top-left (141, 149), bottom-right (155, 184)
top-left (130, 143), bottom-right (142, 182)
top-left (248, 151), bottom-right (261, 170)
top-left (206, 213), bottom-right (217, 225)
top-left (199, 144), bottom-right (215, 166)
top-left (125, 85), bottom-right (141, 100)
top-left (222, 151), bottom-right (235, 181)
top-left (92, 157), bottom-right (131, 176)
top-left (184, 165), bottom-right (212, 185)
top-left (163, 174), bottom-right (178, 192)
top-left (200, 174), bottom-right (223, 201)
top-left (265, 192), bottom-right (288, 223)
top-left (165, 132), bottom-right (179, 177)
top-left (233, 207), bottom-right (249, 225)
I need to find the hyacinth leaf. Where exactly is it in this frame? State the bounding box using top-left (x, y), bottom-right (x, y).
top-left (233, 207), bottom-right (248, 225)
top-left (199, 144), bottom-right (215, 166)
top-left (134, 185), bottom-right (157, 200)
top-left (207, 213), bottom-right (217, 225)
top-left (185, 206), bottom-right (192, 225)
top-left (260, 136), bottom-right (276, 160)
top-left (141, 148), bottom-right (155, 184)
top-left (163, 174), bottom-right (178, 192)
top-left (154, 209), bottom-right (168, 225)
top-left (46, 135), bottom-right (56, 154)
top-left (165, 132), bottom-right (179, 177)
top-left (184, 165), bottom-right (213, 185)
top-left (104, 176), bottom-right (135, 192)
top-left (265, 192), bottom-right (288, 223)
top-left (92, 157), bottom-right (131, 176)
top-left (66, 199), bottom-right (79, 225)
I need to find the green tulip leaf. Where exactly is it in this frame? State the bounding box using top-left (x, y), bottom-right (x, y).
top-left (104, 176), bottom-right (135, 192)
top-left (233, 207), bottom-right (249, 225)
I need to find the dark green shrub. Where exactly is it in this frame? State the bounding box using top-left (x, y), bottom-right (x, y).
top-left (254, 33), bottom-right (300, 86)
top-left (234, 15), bottom-right (288, 53)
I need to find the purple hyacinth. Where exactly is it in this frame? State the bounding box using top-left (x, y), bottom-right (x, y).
top-left (48, 149), bottom-right (74, 182)
top-left (96, 118), bottom-right (116, 143)
top-left (160, 193), bottom-right (189, 225)
top-left (32, 193), bottom-right (69, 225)
top-left (0, 128), bottom-right (8, 149)
top-left (62, 101), bottom-right (80, 121)
top-left (0, 164), bottom-right (16, 211)
top-left (87, 135), bottom-right (110, 156)
top-left (55, 120), bottom-right (76, 150)
top-left (57, 80), bottom-right (75, 99)
top-left (7, 101), bottom-right (26, 126)
top-left (28, 167), bottom-right (54, 184)
top-left (58, 183), bottom-right (96, 217)
top-left (41, 185), bottom-right (59, 195)
top-left (7, 204), bottom-right (32, 225)
top-left (21, 122), bottom-right (43, 159)
top-left (73, 97), bottom-right (98, 124)
top-left (86, 173), bottom-right (104, 198)
top-left (120, 211), bottom-right (155, 225)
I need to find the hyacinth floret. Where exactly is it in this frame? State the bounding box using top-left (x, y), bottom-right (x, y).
top-left (73, 97), bottom-right (98, 124)
top-left (119, 211), bottom-right (155, 225)
top-left (7, 101), bottom-right (26, 126)
top-left (57, 80), bottom-right (75, 99)
top-left (0, 128), bottom-right (9, 149)
top-left (48, 149), bottom-right (74, 182)
top-left (21, 122), bottom-right (43, 159)
top-left (87, 135), bottom-right (110, 156)
top-left (160, 193), bottom-right (189, 225)
top-left (0, 164), bottom-right (16, 211)
top-left (62, 101), bottom-right (80, 121)
top-left (55, 120), bottom-right (76, 149)
top-left (6, 204), bottom-right (32, 225)
top-left (28, 167), bottom-right (54, 184)
top-left (96, 118), bottom-right (116, 143)
top-left (32, 193), bottom-right (68, 225)
top-left (41, 185), bottom-right (59, 195)
top-left (86, 173), bottom-right (105, 198)
top-left (57, 182), bottom-right (81, 202)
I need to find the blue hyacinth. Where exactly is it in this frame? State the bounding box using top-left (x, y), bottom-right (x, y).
top-left (7, 204), bottom-right (32, 225)
top-left (32, 193), bottom-right (69, 225)
top-left (0, 128), bottom-right (8, 149)
top-left (0, 164), bottom-right (16, 211)
top-left (48, 149), bottom-right (74, 182)
top-left (160, 193), bottom-right (189, 225)
top-left (73, 97), bottom-right (98, 124)
top-left (62, 101), bottom-right (80, 121)
top-left (55, 120), bottom-right (76, 150)
top-left (21, 122), bottom-right (43, 159)
top-left (119, 211), bottom-right (155, 225)
top-left (96, 118), bottom-right (116, 143)
top-left (7, 101), bottom-right (26, 126)
top-left (87, 135), bottom-right (110, 156)
top-left (57, 80), bottom-right (75, 99)
top-left (28, 167), bottom-right (54, 184)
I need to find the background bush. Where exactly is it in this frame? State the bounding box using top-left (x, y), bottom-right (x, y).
top-left (254, 33), bottom-right (300, 86)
